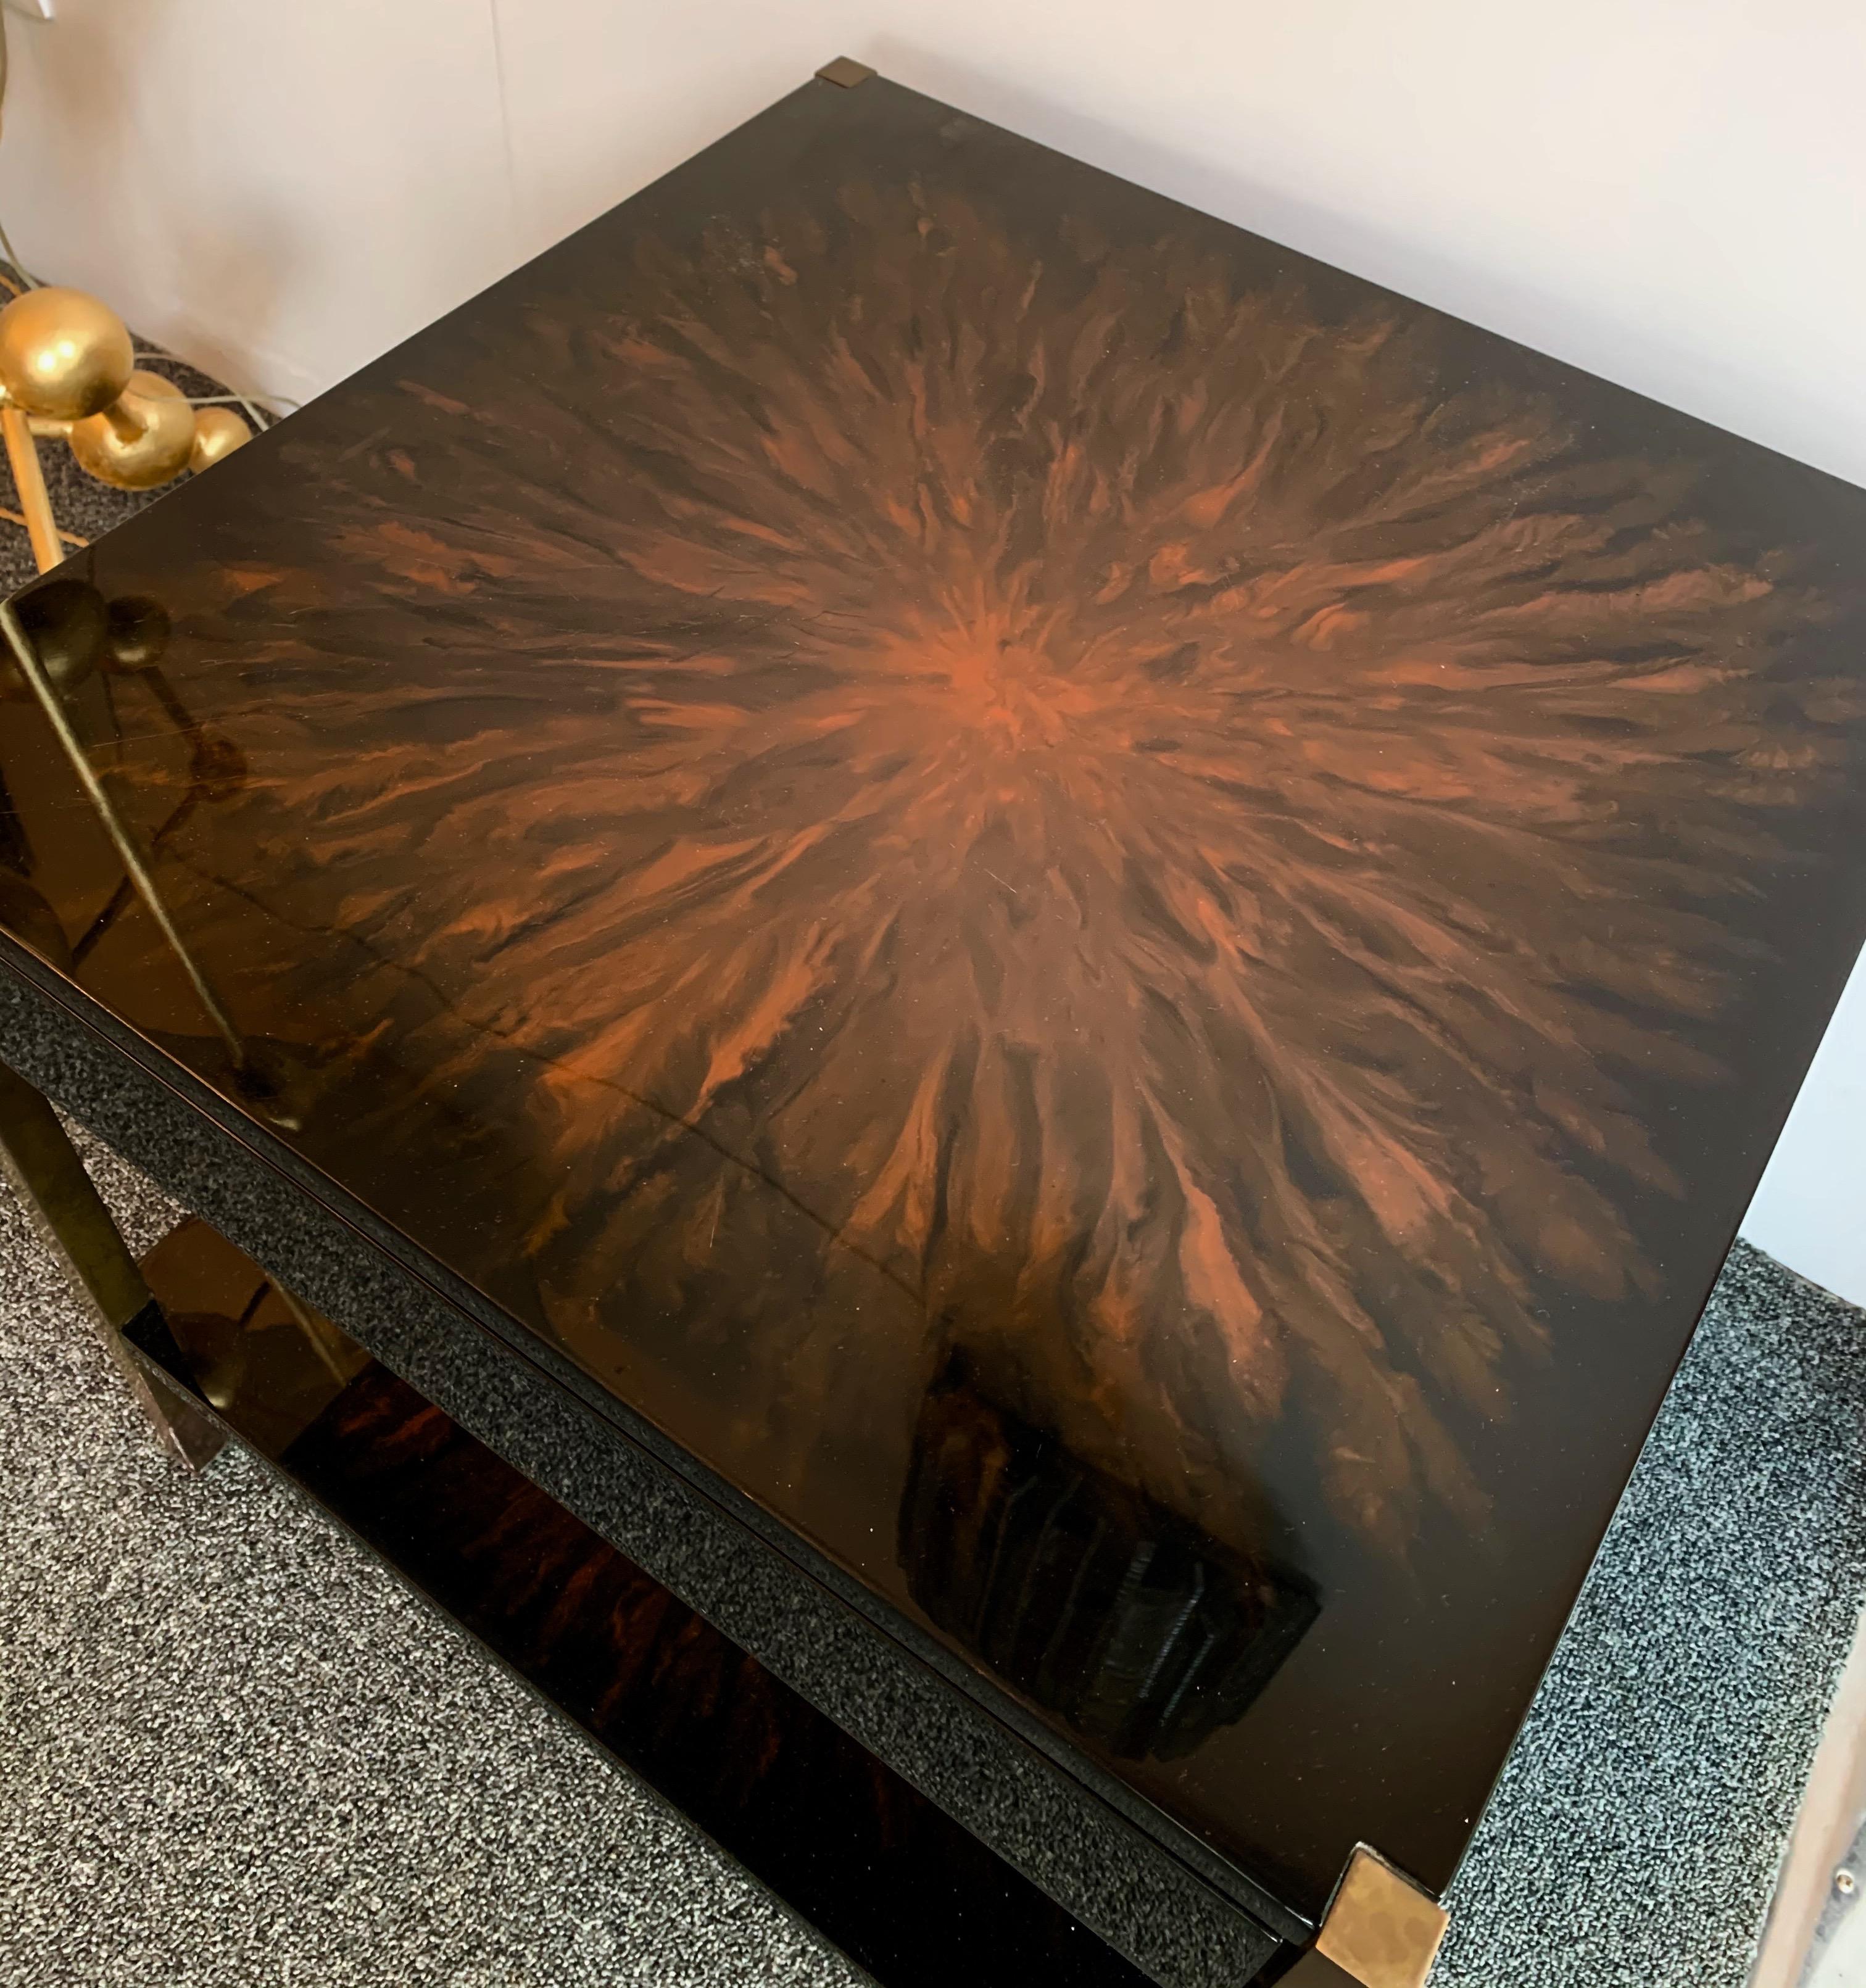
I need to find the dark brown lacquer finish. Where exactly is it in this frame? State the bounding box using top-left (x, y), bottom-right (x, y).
top-left (4, 68), bottom-right (1866, 1921)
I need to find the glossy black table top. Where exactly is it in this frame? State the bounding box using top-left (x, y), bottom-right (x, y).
top-left (4, 67), bottom-right (1866, 1929)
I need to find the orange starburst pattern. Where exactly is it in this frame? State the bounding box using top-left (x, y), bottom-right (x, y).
top-left (167, 183), bottom-right (1857, 1564)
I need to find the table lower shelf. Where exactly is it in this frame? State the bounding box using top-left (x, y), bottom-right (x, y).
top-left (123, 1215), bottom-right (1160, 1988)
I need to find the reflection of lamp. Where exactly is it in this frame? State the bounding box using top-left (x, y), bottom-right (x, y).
top-left (0, 283), bottom-right (251, 571)
top-left (0, 579), bottom-right (251, 1081)
top-left (898, 1352), bottom-right (1317, 1762)
top-left (0, 270), bottom-right (277, 1102)
top-left (0, 571), bottom-right (310, 1130)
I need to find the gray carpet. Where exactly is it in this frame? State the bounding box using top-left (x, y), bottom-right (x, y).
top-left (1434, 1240), bottom-right (1866, 1987)
top-left (0, 1132), bottom-right (856, 1988)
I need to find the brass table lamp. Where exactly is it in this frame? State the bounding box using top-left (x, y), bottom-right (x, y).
top-left (0, 281), bottom-right (250, 573)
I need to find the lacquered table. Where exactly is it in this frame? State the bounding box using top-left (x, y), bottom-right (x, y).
top-left (4, 59), bottom-right (1866, 1988)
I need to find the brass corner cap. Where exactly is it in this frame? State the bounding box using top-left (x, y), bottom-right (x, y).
top-left (815, 57), bottom-right (876, 88)
top-left (1313, 1844), bottom-right (1449, 1988)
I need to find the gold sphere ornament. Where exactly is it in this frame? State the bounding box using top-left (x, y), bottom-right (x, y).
top-left (189, 405), bottom-right (251, 472)
top-left (0, 286), bottom-right (134, 420)
top-left (68, 370), bottom-right (197, 490)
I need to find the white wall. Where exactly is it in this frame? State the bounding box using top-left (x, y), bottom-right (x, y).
top-left (2, 0), bottom-right (1862, 1297)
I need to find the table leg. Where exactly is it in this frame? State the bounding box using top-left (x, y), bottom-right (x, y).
top-left (0, 1057), bottom-right (224, 1470)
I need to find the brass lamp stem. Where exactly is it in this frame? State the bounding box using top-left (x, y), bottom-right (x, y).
top-left (1, 403), bottom-right (62, 573)
top-left (102, 397), bottom-right (146, 445)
